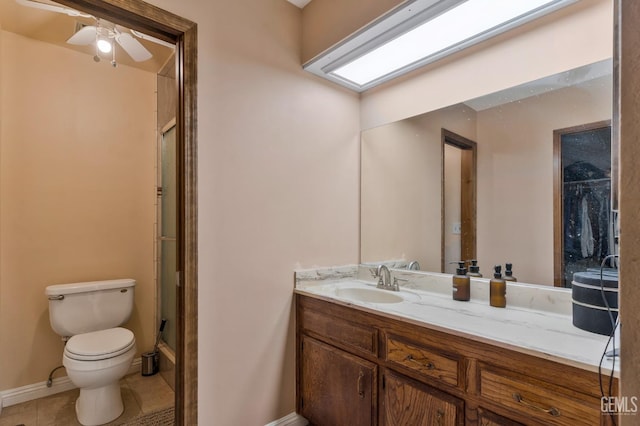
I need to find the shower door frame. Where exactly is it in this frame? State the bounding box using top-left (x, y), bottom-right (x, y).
top-left (57, 1), bottom-right (198, 425)
top-left (158, 118), bottom-right (177, 352)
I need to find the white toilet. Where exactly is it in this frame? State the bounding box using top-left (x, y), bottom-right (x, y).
top-left (45, 279), bottom-right (137, 426)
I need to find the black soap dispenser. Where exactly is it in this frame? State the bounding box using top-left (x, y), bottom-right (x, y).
top-left (452, 261), bottom-right (470, 301)
top-left (490, 265), bottom-right (506, 308)
top-left (504, 262), bottom-right (517, 282)
top-left (467, 260), bottom-right (482, 278)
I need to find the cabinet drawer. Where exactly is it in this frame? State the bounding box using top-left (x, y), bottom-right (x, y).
top-left (301, 308), bottom-right (377, 355)
top-left (382, 369), bottom-right (463, 426)
top-left (480, 368), bottom-right (602, 426)
top-left (385, 335), bottom-right (459, 388)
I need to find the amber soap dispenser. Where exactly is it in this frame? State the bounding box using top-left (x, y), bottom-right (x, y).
top-left (490, 265), bottom-right (507, 308)
top-left (452, 261), bottom-right (470, 301)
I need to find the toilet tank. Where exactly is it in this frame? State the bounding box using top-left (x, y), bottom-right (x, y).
top-left (45, 279), bottom-right (136, 337)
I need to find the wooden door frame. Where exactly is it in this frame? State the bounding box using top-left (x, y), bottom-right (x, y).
top-left (56, 1), bottom-right (197, 424)
top-left (441, 129), bottom-right (477, 272)
top-left (552, 120), bottom-right (611, 287)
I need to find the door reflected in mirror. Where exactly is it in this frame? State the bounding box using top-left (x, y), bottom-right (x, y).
top-left (553, 121), bottom-right (614, 287)
top-left (361, 59), bottom-right (614, 286)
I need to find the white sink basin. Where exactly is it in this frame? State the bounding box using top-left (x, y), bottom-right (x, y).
top-left (335, 287), bottom-right (405, 304)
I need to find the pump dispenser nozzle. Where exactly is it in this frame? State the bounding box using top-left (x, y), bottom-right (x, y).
top-left (493, 264), bottom-right (502, 278)
top-left (468, 260), bottom-right (482, 277)
top-left (504, 262), bottom-right (517, 282)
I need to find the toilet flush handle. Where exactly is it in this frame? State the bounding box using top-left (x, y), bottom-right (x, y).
top-left (48, 295), bottom-right (64, 301)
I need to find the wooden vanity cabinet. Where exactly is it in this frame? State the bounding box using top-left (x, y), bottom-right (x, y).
top-left (296, 294), bottom-right (617, 426)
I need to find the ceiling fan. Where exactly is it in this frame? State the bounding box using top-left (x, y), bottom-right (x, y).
top-left (16, 0), bottom-right (174, 66)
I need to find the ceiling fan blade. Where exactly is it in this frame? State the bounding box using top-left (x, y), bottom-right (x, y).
top-left (115, 32), bottom-right (153, 62)
top-left (15, 0), bottom-right (92, 18)
top-left (67, 25), bottom-right (97, 46)
top-left (129, 29), bottom-right (175, 49)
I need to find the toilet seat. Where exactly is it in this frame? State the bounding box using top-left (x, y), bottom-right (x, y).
top-left (65, 327), bottom-right (135, 361)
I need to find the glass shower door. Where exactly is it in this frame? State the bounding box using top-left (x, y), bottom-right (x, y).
top-left (159, 121), bottom-right (176, 351)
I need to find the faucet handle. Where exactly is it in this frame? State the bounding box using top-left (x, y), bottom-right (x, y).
top-left (370, 267), bottom-right (380, 278)
top-left (392, 277), bottom-right (408, 291)
top-left (407, 261), bottom-right (420, 270)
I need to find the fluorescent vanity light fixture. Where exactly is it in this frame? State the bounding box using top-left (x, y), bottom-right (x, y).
top-left (304, 0), bottom-right (577, 92)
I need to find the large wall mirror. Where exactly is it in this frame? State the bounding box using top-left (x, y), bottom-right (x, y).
top-left (361, 59), bottom-right (614, 286)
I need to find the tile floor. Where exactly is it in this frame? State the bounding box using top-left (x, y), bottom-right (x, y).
top-left (0, 373), bottom-right (174, 426)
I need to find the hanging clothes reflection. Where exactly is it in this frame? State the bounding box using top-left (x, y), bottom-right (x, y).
top-left (563, 161), bottom-right (613, 286)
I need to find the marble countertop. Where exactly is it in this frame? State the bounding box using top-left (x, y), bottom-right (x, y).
top-left (294, 266), bottom-right (619, 377)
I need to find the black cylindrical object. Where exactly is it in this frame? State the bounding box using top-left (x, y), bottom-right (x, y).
top-left (572, 270), bottom-right (618, 335)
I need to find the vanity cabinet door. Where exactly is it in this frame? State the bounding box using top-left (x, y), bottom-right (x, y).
top-left (300, 335), bottom-right (377, 426)
top-left (381, 369), bottom-right (463, 426)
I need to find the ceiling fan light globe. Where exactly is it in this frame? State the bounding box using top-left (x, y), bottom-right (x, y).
top-left (97, 39), bottom-right (112, 53)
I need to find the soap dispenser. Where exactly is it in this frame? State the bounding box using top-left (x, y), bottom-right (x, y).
top-left (490, 265), bottom-right (506, 308)
top-left (452, 261), bottom-right (470, 301)
top-left (504, 262), bottom-right (517, 282)
top-left (467, 260), bottom-right (482, 278)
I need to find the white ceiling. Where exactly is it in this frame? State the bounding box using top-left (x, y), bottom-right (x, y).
top-left (287, 0), bottom-right (312, 9)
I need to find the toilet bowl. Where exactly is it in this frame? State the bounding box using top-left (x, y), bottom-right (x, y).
top-left (63, 328), bottom-right (136, 426)
top-left (45, 279), bottom-right (136, 426)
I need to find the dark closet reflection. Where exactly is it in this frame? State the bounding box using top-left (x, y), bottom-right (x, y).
top-left (561, 126), bottom-right (614, 287)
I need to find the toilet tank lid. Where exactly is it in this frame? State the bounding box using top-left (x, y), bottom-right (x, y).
top-left (45, 279), bottom-right (136, 296)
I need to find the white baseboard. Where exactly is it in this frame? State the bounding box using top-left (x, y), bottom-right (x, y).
top-left (265, 412), bottom-right (309, 426)
top-left (0, 358), bottom-right (141, 409)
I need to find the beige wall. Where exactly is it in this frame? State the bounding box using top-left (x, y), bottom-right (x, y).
top-left (143, 0), bottom-right (361, 424)
top-left (361, 104), bottom-right (475, 272)
top-left (0, 31), bottom-right (156, 389)
top-left (360, 0), bottom-right (613, 130)
top-left (301, 0), bottom-right (405, 63)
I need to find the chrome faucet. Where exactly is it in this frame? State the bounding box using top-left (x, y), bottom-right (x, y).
top-left (376, 265), bottom-right (403, 291)
top-left (376, 265), bottom-right (391, 289)
top-left (407, 260), bottom-right (420, 270)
